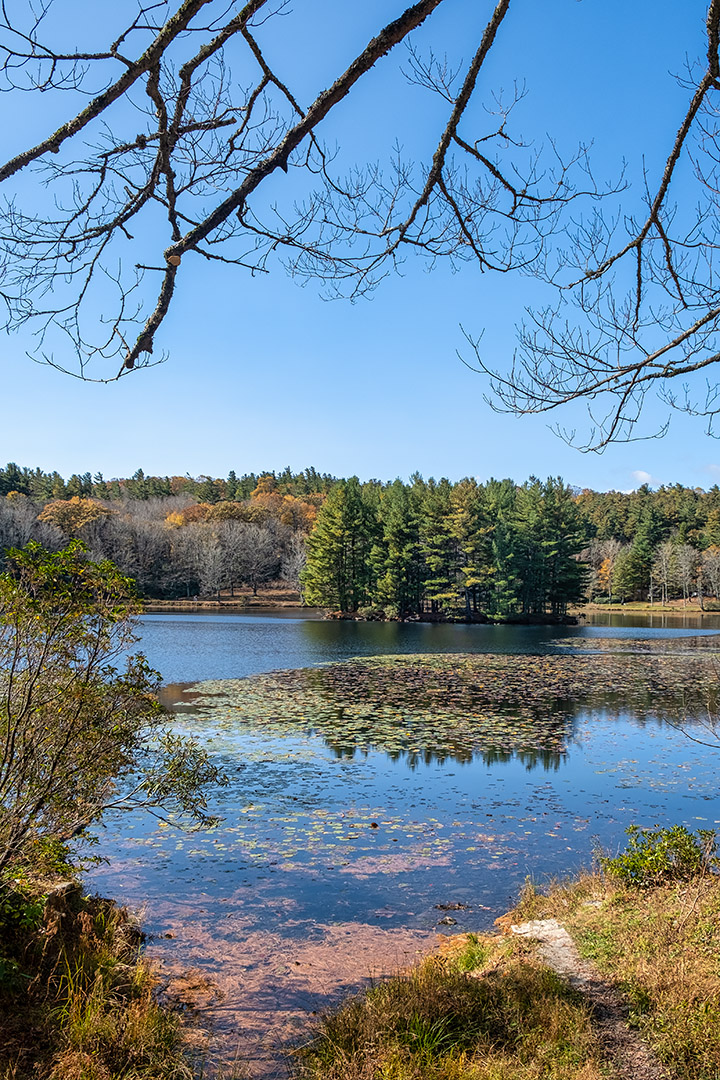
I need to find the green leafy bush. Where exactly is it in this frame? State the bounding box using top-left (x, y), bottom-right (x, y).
top-left (601, 825), bottom-right (718, 887)
top-left (0, 541), bottom-right (227, 875)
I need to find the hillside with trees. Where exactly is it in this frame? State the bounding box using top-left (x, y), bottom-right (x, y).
top-left (3, 462), bottom-right (720, 617)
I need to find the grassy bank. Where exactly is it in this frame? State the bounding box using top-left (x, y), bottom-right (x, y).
top-left (292, 932), bottom-right (607, 1080)
top-left (512, 869), bottom-right (720, 1079)
top-left (0, 852), bottom-right (194, 1080)
top-left (576, 600), bottom-right (720, 615)
top-left (295, 829), bottom-right (720, 1080)
top-left (143, 586), bottom-right (303, 612)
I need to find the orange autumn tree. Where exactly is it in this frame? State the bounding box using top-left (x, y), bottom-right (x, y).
top-left (164, 476), bottom-right (322, 532)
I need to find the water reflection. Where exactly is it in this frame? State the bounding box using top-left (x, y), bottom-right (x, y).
top-left (184, 650), bottom-right (719, 771)
top-left (92, 618), bottom-right (720, 1075)
top-left (138, 610), bottom-right (720, 686)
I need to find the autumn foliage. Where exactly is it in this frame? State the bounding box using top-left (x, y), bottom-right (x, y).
top-left (164, 475), bottom-right (321, 531)
top-left (37, 496), bottom-right (114, 535)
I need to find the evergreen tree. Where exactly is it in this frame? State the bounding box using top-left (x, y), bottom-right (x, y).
top-left (449, 479), bottom-right (491, 617)
top-left (301, 478), bottom-right (379, 611)
top-left (703, 507), bottom-right (720, 548)
top-left (484, 478), bottom-right (521, 616)
top-left (226, 470), bottom-right (239, 500)
top-left (373, 479), bottom-right (422, 617)
top-left (419, 479), bottom-right (457, 614)
top-left (93, 472), bottom-right (110, 500)
top-left (514, 479), bottom-right (547, 615)
top-left (536, 479), bottom-right (587, 616)
top-left (615, 521), bottom-right (655, 600)
top-left (0, 463), bottom-right (30, 497)
top-left (125, 469), bottom-right (149, 500)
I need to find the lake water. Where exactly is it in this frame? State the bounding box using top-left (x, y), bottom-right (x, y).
top-left (135, 609), bottom-right (720, 683)
top-left (88, 612), bottom-right (720, 1075)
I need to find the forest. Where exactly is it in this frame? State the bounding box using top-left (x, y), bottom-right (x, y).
top-left (2, 462), bottom-right (720, 618)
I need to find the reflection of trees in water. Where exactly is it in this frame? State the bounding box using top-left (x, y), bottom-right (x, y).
top-left (320, 736), bottom-right (567, 771)
top-left (191, 652), bottom-right (717, 771)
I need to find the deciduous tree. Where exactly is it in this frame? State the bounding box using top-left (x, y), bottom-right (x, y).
top-left (0, 542), bottom-right (225, 875)
top-left (0, 0), bottom-right (593, 378)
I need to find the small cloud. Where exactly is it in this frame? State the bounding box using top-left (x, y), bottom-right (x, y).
top-left (706, 464), bottom-right (720, 476)
top-left (631, 469), bottom-right (656, 487)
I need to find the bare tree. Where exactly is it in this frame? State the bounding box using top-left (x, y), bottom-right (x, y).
top-left (0, 496), bottom-right (63, 561)
top-left (702, 544), bottom-right (720, 601)
top-left (676, 543), bottom-right (700, 606)
top-left (583, 537), bottom-right (622, 600)
top-left (0, 0), bottom-right (595, 378)
top-left (191, 525), bottom-right (228, 597)
top-left (281, 531), bottom-right (306, 590)
top-left (472, 1), bottom-right (720, 449)
top-left (226, 521), bottom-right (279, 593)
top-left (168, 521), bottom-right (204, 595)
top-left (652, 541), bottom-right (678, 606)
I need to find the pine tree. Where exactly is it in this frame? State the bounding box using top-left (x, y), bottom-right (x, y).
top-left (373, 479), bottom-right (422, 617)
top-left (419, 479), bottom-right (457, 615)
top-left (537, 479), bottom-right (588, 616)
top-left (449, 479), bottom-right (491, 618)
top-left (301, 478), bottom-right (379, 611)
top-left (483, 478), bottom-right (521, 616)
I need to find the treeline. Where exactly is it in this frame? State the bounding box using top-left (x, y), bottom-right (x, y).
top-left (303, 476), bottom-right (586, 619)
top-left (0, 463), bottom-right (335, 502)
top-left (4, 462), bottom-right (720, 610)
top-left (0, 473), bottom-right (315, 598)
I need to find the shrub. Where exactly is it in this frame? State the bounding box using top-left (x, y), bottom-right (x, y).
top-left (601, 825), bottom-right (718, 887)
top-left (0, 541), bottom-right (226, 875)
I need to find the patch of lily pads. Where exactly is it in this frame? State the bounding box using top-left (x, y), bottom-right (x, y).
top-left (185, 652), bottom-right (717, 764)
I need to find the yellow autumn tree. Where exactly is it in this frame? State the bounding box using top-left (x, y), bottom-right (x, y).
top-left (597, 556), bottom-right (614, 598)
top-left (37, 497), bottom-right (113, 536)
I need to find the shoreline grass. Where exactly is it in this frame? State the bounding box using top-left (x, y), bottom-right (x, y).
top-left (291, 933), bottom-right (610, 1080)
top-left (0, 859), bottom-right (195, 1080)
top-left (3, 833), bottom-right (719, 1079)
top-left (509, 864), bottom-right (720, 1079)
top-left (294, 830), bottom-right (720, 1080)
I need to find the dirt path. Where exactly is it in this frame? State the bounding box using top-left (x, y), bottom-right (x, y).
top-left (511, 918), bottom-right (670, 1080)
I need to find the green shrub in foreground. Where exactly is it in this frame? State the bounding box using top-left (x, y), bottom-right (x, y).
top-left (601, 824), bottom-right (718, 887)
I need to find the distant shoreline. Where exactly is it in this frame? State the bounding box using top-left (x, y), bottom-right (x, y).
top-left (576, 600), bottom-right (719, 615)
top-left (143, 595), bottom-right (720, 620)
top-left (142, 597), bottom-right (578, 625)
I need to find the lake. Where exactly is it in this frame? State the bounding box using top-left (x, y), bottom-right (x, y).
top-left (88, 612), bottom-right (720, 1075)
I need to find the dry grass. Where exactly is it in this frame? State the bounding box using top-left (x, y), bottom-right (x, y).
top-left (0, 877), bottom-right (194, 1080)
top-left (292, 934), bottom-right (611, 1080)
top-left (511, 870), bottom-right (720, 1080)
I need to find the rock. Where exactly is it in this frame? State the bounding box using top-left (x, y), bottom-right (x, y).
top-left (43, 880), bottom-right (82, 932)
top-left (438, 916), bottom-right (457, 925)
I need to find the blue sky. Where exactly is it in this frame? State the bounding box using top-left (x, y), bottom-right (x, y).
top-left (2, 0), bottom-right (719, 490)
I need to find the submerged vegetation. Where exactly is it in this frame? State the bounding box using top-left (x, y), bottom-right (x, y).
top-left (193, 649), bottom-right (720, 765)
top-left (1, 537), bottom-right (718, 1076)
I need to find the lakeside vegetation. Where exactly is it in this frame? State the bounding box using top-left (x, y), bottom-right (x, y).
top-left (0, 543), bottom-right (228, 1077)
top-left (296, 827), bottom-right (720, 1080)
top-left (510, 830), bottom-right (720, 1080)
top-left (0, 851), bottom-right (194, 1080)
top-left (295, 933), bottom-right (607, 1080)
top-left (1, 493), bottom-right (719, 1077)
top-left (4, 463), bottom-right (720, 619)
